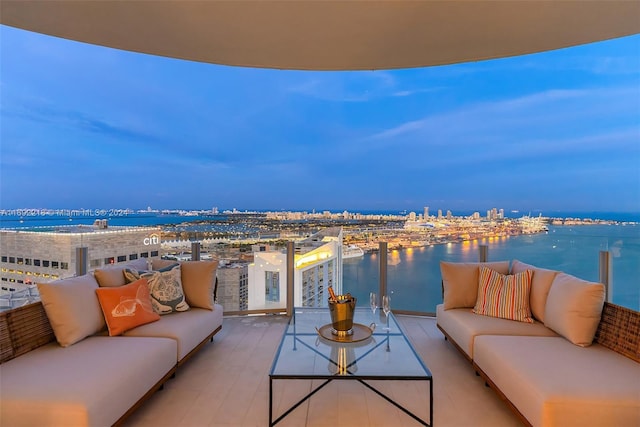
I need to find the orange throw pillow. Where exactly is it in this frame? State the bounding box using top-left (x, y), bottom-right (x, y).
top-left (96, 278), bottom-right (160, 336)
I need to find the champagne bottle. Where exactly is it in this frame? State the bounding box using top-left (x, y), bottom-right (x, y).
top-left (328, 285), bottom-right (338, 302)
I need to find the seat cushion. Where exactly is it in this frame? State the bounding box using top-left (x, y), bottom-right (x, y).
top-left (0, 336), bottom-right (176, 427)
top-left (124, 305), bottom-right (223, 361)
top-left (474, 335), bottom-right (640, 427)
top-left (436, 304), bottom-right (557, 359)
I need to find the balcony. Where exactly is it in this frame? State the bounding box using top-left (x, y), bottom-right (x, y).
top-left (121, 313), bottom-right (520, 427)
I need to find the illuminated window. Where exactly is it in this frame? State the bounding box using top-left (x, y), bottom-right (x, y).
top-left (17, 258), bottom-right (23, 265)
top-left (265, 271), bottom-right (280, 302)
top-left (104, 257), bottom-right (115, 265)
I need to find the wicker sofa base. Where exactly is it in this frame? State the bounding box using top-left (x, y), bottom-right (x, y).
top-left (438, 302), bottom-right (640, 427)
top-left (0, 301), bottom-right (223, 426)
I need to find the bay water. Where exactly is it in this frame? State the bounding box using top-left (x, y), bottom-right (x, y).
top-left (343, 224), bottom-right (640, 313)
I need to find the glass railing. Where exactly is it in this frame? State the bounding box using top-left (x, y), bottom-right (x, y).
top-left (343, 225), bottom-right (639, 314)
top-left (2, 225), bottom-right (637, 315)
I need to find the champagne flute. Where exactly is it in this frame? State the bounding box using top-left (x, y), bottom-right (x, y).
top-left (382, 295), bottom-right (391, 330)
top-left (369, 292), bottom-right (377, 317)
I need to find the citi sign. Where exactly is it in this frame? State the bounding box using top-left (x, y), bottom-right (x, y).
top-left (144, 234), bottom-right (160, 246)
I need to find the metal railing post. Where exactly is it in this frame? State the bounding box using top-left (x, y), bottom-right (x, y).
top-left (191, 242), bottom-right (201, 261)
top-left (379, 241), bottom-right (387, 297)
top-left (287, 241), bottom-right (295, 317)
top-left (76, 247), bottom-right (88, 276)
top-left (599, 250), bottom-right (612, 302)
top-left (479, 245), bottom-right (488, 263)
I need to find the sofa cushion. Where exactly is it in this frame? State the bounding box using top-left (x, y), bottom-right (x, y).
top-left (124, 264), bottom-right (190, 314)
top-left (0, 336), bottom-right (176, 427)
top-left (152, 258), bottom-right (179, 270)
top-left (511, 260), bottom-right (558, 323)
top-left (37, 275), bottom-right (106, 347)
top-left (440, 261), bottom-right (510, 309)
top-left (474, 335), bottom-right (640, 427)
top-left (473, 267), bottom-right (533, 323)
top-left (180, 260), bottom-right (219, 309)
top-left (94, 257), bottom-right (150, 287)
top-left (94, 267), bottom-right (126, 288)
top-left (544, 273), bottom-right (605, 347)
top-left (95, 278), bottom-right (160, 336)
top-left (124, 305), bottom-right (223, 361)
top-left (436, 304), bottom-right (557, 359)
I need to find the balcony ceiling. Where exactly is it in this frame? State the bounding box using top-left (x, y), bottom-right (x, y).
top-left (1, 1), bottom-right (639, 71)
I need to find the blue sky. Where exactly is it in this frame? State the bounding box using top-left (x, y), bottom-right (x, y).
top-left (1, 26), bottom-right (639, 214)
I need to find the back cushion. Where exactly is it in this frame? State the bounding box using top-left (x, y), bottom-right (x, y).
top-left (440, 261), bottom-right (510, 309)
top-left (180, 260), bottom-right (219, 310)
top-left (511, 260), bottom-right (558, 322)
top-left (37, 275), bottom-right (106, 347)
top-left (544, 272), bottom-right (605, 347)
top-left (94, 257), bottom-right (150, 287)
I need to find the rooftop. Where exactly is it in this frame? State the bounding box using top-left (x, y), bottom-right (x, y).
top-left (121, 314), bottom-right (520, 427)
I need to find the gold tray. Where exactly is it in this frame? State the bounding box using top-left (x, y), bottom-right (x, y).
top-left (316, 323), bottom-right (374, 343)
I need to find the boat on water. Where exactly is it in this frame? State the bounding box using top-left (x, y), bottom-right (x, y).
top-left (343, 244), bottom-right (365, 259)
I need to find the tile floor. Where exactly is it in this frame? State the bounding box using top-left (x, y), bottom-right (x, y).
top-left (123, 314), bottom-right (521, 427)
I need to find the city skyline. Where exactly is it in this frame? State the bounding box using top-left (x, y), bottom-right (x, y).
top-left (1, 26), bottom-right (639, 212)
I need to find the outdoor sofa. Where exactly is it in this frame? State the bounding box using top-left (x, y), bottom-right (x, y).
top-left (436, 260), bottom-right (640, 427)
top-left (0, 257), bottom-right (223, 426)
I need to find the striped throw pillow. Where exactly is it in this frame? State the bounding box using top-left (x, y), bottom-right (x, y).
top-left (473, 267), bottom-right (534, 323)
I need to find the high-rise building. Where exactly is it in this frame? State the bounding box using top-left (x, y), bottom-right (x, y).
top-left (423, 206), bottom-right (429, 219)
top-left (217, 260), bottom-right (249, 312)
top-left (247, 227), bottom-right (343, 310)
top-left (0, 222), bottom-right (161, 290)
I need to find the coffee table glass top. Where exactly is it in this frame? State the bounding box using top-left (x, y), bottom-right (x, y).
top-left (270, 308), bottom-right (432, 379)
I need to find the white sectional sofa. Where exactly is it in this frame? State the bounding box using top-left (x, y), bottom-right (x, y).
top-left (436, 260), bottom-right (640, 427)
top-left (0, 258), bottom-right (223, 426)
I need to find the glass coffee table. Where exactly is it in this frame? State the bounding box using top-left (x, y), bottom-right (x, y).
top-left (269, 308), bottom-right (433, 426)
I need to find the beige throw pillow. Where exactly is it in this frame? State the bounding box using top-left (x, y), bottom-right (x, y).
top-left (94, 258), bottom-right (150, 287)
top-left (37, 275), bottom-right (106, 347)
top-left (152, 258), bottom-right (180, 270)
top-left (94, 267), bottom-right (126, 287)
top-left (180, 260), bottom-right (219, 310)
top-left (544, 272), bottom-right (605, 347)
top-left (511, 260), bottom-right (558, 322)
top-left (440, 261), bottom-right (510, 309)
